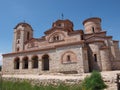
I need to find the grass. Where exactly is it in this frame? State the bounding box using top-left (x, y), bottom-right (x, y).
top-left (0, 80), bottom-right (81, 90)
top-left (0, 71), bottom-right (107, 90)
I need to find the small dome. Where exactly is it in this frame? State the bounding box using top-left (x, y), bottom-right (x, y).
top-left (14, 22), bottom-right (33, 30)
top-left (83, 17), bottom-right (102, 34)
top-left (83, 17), bottom-right (101, 25)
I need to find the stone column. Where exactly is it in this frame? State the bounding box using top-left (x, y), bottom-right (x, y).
top-left (19, 59), bottom-right (23, 74)
top-left (38, 59), bottom-right (42, 74)
top-left (28, 60), bottom-right (32, 69)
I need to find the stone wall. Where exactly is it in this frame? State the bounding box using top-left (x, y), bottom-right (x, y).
top-left (2, 45), bottom-right (86, 74)
top-left (100, 48), bottom-right (111, 71)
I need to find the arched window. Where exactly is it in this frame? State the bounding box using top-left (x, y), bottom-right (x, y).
top-left (22, 56), bottom-right (28, 69)
top-left (42, 54), bottom-right (49, 71)
top-left (81, 35), bottom-right (84, 40)
top-left (92, 27), bottom-right (95, 33)
top-left (67, 55), bottom-right (71, 62)
top-left (62, 51), bottom-right (77, 64)
top-left (53, 35), bottom-right (59, 41)
top-left (32, 55), bottom-right (38, 68)
top-left (17, 40), bottom-right (20, 44)
top-left (94, 54), bottom-right (97, 62)
top-left (14, 57), bottom-right (20, 69)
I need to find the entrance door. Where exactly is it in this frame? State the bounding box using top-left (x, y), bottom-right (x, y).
top-left (42, 55), bottom-right (49, 71)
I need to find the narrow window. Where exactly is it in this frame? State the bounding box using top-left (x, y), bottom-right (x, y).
top-left (58, 24), bottom-right (61, 27)
top-left (67, 55), bottom-right (71, 62)
top-left (17, 47), bottom-right (19, 51)
top-left (56, 36), bottom-right (59, 40)
top-left (81, 35), bottom-right (84, 40)
top-left (53, 35), bottom-right (59, 41)
top-left (92, 27), bottom-right (95, 33)
top-left (53, 36), bottom-right (56, 41)
top-left (17, 40), bottom-right (20, 44)
top-left (94, 54), bottom-right (97, 62)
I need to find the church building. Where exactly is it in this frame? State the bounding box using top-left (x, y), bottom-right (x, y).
top-left (2, 17), bottom-right (120, 74)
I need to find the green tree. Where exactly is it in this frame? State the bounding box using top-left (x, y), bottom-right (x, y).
top-left (80, 71), bottom-right (107, 90)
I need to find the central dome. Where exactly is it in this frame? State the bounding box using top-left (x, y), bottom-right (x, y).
top-left (52, 19), bottom-right (74, 31)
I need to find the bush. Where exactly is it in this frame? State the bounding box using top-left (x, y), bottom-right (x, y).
top-left (0, 66), bottom-right (1, 71)
top-left (80, 71), bottom-right (107, 90)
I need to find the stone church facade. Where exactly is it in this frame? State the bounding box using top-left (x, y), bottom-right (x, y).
top-left (2, 17), bottom-right (120, 74)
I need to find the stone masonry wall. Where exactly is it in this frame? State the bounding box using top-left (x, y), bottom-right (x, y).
top-left (2, 45), bottom-right (85, 74)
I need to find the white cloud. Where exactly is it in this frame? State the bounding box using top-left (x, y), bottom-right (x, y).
top-left (0, 53), bottom-right (2, 65)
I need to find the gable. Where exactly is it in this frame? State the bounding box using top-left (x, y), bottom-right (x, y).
top-left (46, 30), bottom-right (66, 43)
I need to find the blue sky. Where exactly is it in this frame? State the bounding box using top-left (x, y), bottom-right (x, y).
top-left (0, 0), bottom-right (120, 65)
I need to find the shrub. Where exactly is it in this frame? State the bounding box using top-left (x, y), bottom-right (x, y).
top-left (80, 71), bottom-right (107, 90)
top-left (0, 66), bottom-right (1, 71)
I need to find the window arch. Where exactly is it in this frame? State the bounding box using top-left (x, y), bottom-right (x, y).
top-left (14, 57), bottom-right (20, 69)
top-left (22, 56), bottom-right (28, 69)
top-left (61, 51), bottom-right (77, 64)
top-left (32, 55), bottom-right (38, 68)
top-left (48, 31), bottom-right (65, 42)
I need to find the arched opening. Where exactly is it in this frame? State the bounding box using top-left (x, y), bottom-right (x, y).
top-left (62, 51), bottom-right (77, 63)
top-left (14, 57), bottom-right (20, 69)
top-left (22, 56), bottom-right (28, 69)
top-left (53, 35), bottom-right (59, 41)
top-left (32, 55), bottom-right (38, 68)
top-left (42, 54), bottom-right (49, 71)
top-left (67, 55), bottom-right (71, 62)
top-left (94, 54), bottom-right (97, 62)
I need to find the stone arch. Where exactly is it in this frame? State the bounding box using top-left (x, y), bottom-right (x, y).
top-left (31, 55), bottom-right (38, 68)
top-left (61, 51), bottom-right (77, 63)
top-left (42, 54), bottom-right (49, 71)
top-left (22, 56), bottom-right (29, 69)
top-left (48, 31), bottom-right (65, 42)
top-left (14, 57), bottom-right (20, 69)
